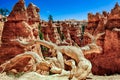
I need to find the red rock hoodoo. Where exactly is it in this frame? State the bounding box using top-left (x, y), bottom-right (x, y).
top-left (0, 0), bottom-right (41, 64)
top-left (85, 3), bottom-right (120, 75)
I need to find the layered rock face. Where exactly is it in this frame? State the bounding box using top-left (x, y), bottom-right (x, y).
top-left (0, 0), bottom-right (41, 64)
top-left (85, 3), bottom-right (120, 75)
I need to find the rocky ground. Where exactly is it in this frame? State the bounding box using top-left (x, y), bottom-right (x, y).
top-left (87, 74), bottom-right (120, 80)
top-left (0, 72), bottom-right (120, 80)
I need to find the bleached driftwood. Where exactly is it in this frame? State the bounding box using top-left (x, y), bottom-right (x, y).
top-left (81, 32), bottom-right (105, 55)
top-left (8, 38), bottom-right (92, 80)
top-left (113, 28), bottom-right (120, 31)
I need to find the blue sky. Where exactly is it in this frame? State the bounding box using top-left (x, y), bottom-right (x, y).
top-left (0, 0), bottom-right (120, 21)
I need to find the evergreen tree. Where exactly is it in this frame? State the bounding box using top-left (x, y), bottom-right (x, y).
top-left (38, 24), bottom-right (44, 40)
top-left (48, 15), bottom-right (53, 22)
top-left (81, 25), bottom-right (86, 41)
top-left (0, 8), bottom-right (9, 16)
top-left (38, 24), bottom-right (48, 52)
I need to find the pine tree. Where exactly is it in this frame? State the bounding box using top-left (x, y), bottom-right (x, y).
top-left (48, 15), bottom-right (53, 22)
top-left (0, 8), bottom-right (9, 16)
